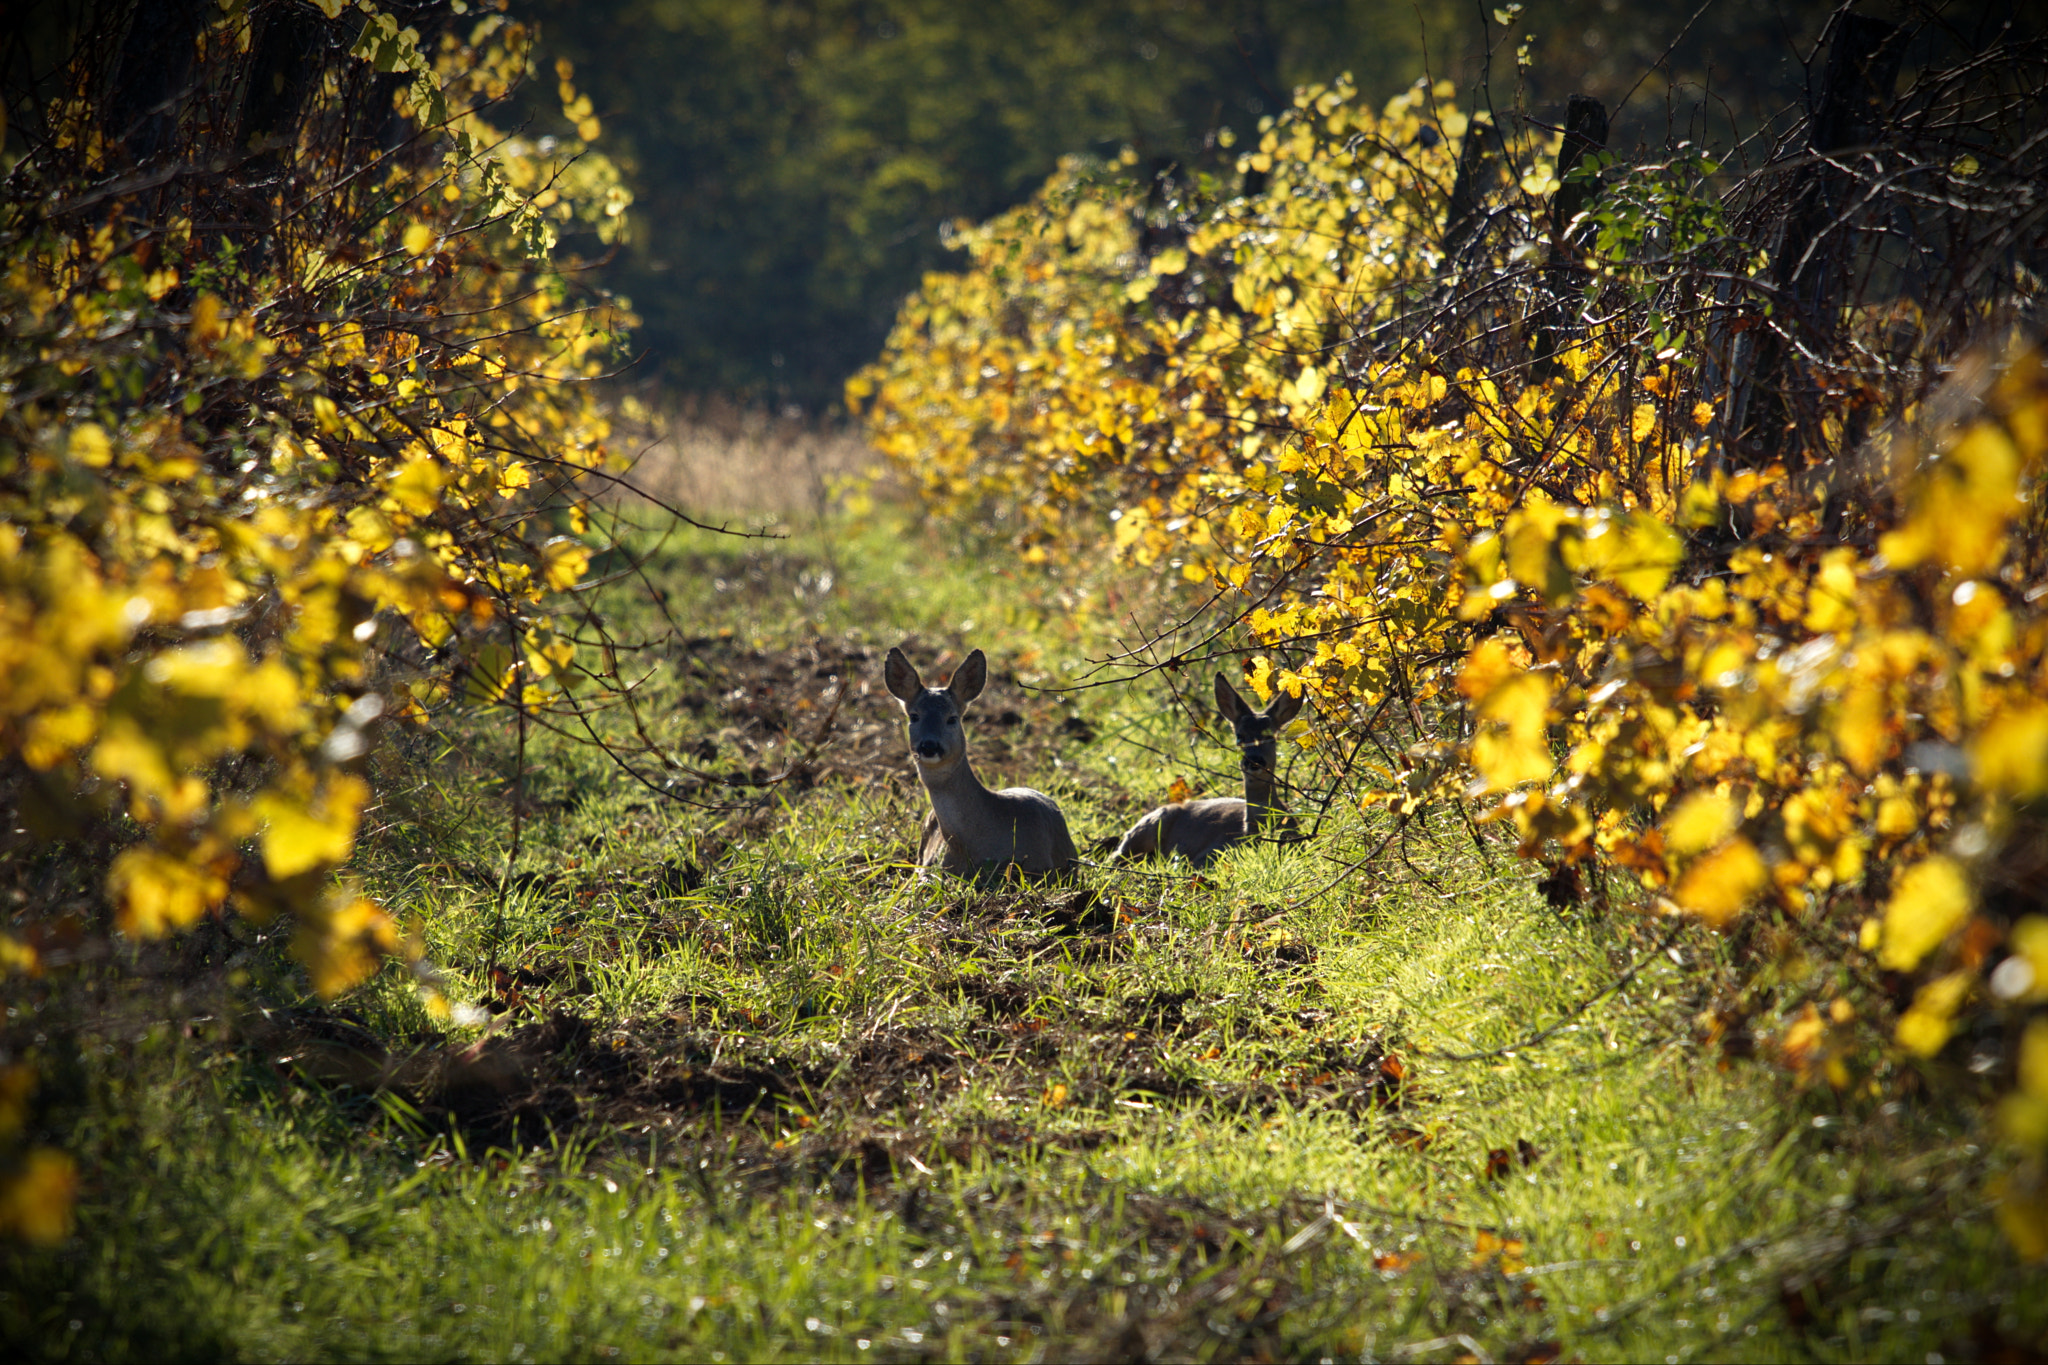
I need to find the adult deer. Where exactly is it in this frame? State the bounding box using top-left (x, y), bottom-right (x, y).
top-left (884, 646), bottom-right (1078, 879)
top-left (1114, 673), bottom-right (1303, 867)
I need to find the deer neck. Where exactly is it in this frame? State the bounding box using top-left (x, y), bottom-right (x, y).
top-left (1242, 754), bottom-right (1278, 829)
top-left (918, 753), bottom-right (996, 833)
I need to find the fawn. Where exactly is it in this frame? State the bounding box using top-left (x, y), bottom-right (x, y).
top-left (1114, 673), bottom-right (1303, 867)
top-left (884, 646), bottom-right (1079, 878)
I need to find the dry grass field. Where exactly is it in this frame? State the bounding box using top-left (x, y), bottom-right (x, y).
top-left (618, 397), bottom-right (876, 526)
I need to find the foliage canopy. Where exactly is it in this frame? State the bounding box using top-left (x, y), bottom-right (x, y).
top-left (0, 0), bottom-right (635, 1238)
top-left (857, 12), bottom-right (2048, 1256)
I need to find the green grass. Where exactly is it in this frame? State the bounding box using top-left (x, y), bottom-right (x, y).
top-left (5, 506), bottom-right (2042, 1363)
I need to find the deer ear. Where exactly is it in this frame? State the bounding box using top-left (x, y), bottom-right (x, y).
top-left (949, 649), bottom-right (988, 706)
top-left (884, 647), bottom-right (923, 703)
top-left (1214, 672), bottom-right (1245, 722)
top-left (1265, 686), bottom-right (1304, 728)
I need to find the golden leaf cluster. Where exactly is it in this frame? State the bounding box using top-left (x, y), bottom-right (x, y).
top-left (2, 1), bottom-right (636, 1239)
top-left (863, 73), bottom-right (2048, 1256)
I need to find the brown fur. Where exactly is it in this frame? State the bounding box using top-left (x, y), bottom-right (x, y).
top-left (886, 646), bottom-right (1078, 879)
top-left (1114, 673), bottom-right (1303, 867)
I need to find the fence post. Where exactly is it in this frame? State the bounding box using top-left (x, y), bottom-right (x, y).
top-left (1533, 95), bottom-right (1609, 372)
top-left (1443, 113), bottom-right (1499, 267)
top-left (1742, 13), bottom-right (1903, 468)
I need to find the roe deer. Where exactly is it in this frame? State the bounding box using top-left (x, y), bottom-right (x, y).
top-left (884, 646), bottom-right (1079, 879)
top-left (1113, 673), bottom-right (1303, 867)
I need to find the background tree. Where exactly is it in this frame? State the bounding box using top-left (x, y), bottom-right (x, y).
top-left (527, 0), bottom-right (1864, 409)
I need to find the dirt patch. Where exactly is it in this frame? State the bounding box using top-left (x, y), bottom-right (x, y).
top-left (259, 959), bottom-right (1410, 1163)
top-left (260, 1007), bottom-right (816, 1146)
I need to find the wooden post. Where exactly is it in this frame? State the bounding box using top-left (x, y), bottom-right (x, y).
top-left (1533, 95), bottom-right (1609, 371)
top-left (1740, 13), bottom-right (1902, 467)
top-left (1442, 113), bottom-right (1498, 266)
top-left (1552, 96), bottom-right (1611, 244)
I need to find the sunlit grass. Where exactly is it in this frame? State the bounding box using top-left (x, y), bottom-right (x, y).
top-left (7, 505), bottom-right (2041, 1363)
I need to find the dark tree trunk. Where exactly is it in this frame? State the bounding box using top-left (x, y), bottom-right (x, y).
top-left (105, 0), bottom-right (203, 164)
top-left (239, 0), bottom-right (334, 153)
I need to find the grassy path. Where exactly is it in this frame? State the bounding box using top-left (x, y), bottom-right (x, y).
top-left (6, 512), bottom-right (2035, 1362)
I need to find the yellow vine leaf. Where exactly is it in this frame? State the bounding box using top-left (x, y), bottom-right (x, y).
top-left (1832, 679), bottom-right (1888, 776)
top-left (149, 636), bottom-right (251, 696)
top-left (1878, 856), bottom-right (1972, 973)
top-left (107, 844), bottom-right (230, 936)
top-left (1896, 970), bottom-right (1973, 1057)
top-left (1610, 516), bottom-right (1683, 600)
top-left (1998, 1020), bottom-right (2048, 1150)
top-left (1148, 246), bottom-right (1188, 276)
top-left (1802, 550), bottom-right (1859, 633)
top-left (0, 937), bottom-right (34, 976)
top-left (542, 537), bottom-right (592, 591)
top-left (386, 457), bottom-right (447, 517)
top-left (346, 505), bottom-right (397, 553)
top-left (291, 895), bottom-right (401, 999)
top-left (1504, 505), bottom-right (1572, 603)
top-left (1679, 478), bottom-right (1719, 526)
top-left (2006, 918), bottom-right (2048, 1005)
top-left (1565, 512), bottom-right (1681, 599)
top-left (1466, 669), bottom-right (1552, 792)
top-left (1291, 363), bottom-right (1326, 407)
top-left (1875, 790), bottom-right (1918, 838)
top-left (1879, 422), bottom-right (2022, 574)
top-left (1972, 703), bottom-right (2048, 797)
top-left (21, 704), bottom-right (96, 771)
top-left (188, 292), bottom-right (225, 346)
top-left (254, 774), bottom-right (369, 881)
top-left (0, 1148), bottom-right (77, 1245)
top-left (1994, 1167), bottom-right (2048, 1262)
top-left (464, 640), bottom-right (516, 705)
top-left (1662, 789), bottom-right (1738, 857)
top-left (1673, 838), bottom-right (1766, 929)
top-left (67, 423), bottom-right (111, 468)
top-left (2021, 1018), bottom-right (2048, 1100)
top-left (1456, 638), bottom-right (1521, 701)
top-left (1456, 641), bottom-right (1552, 789)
